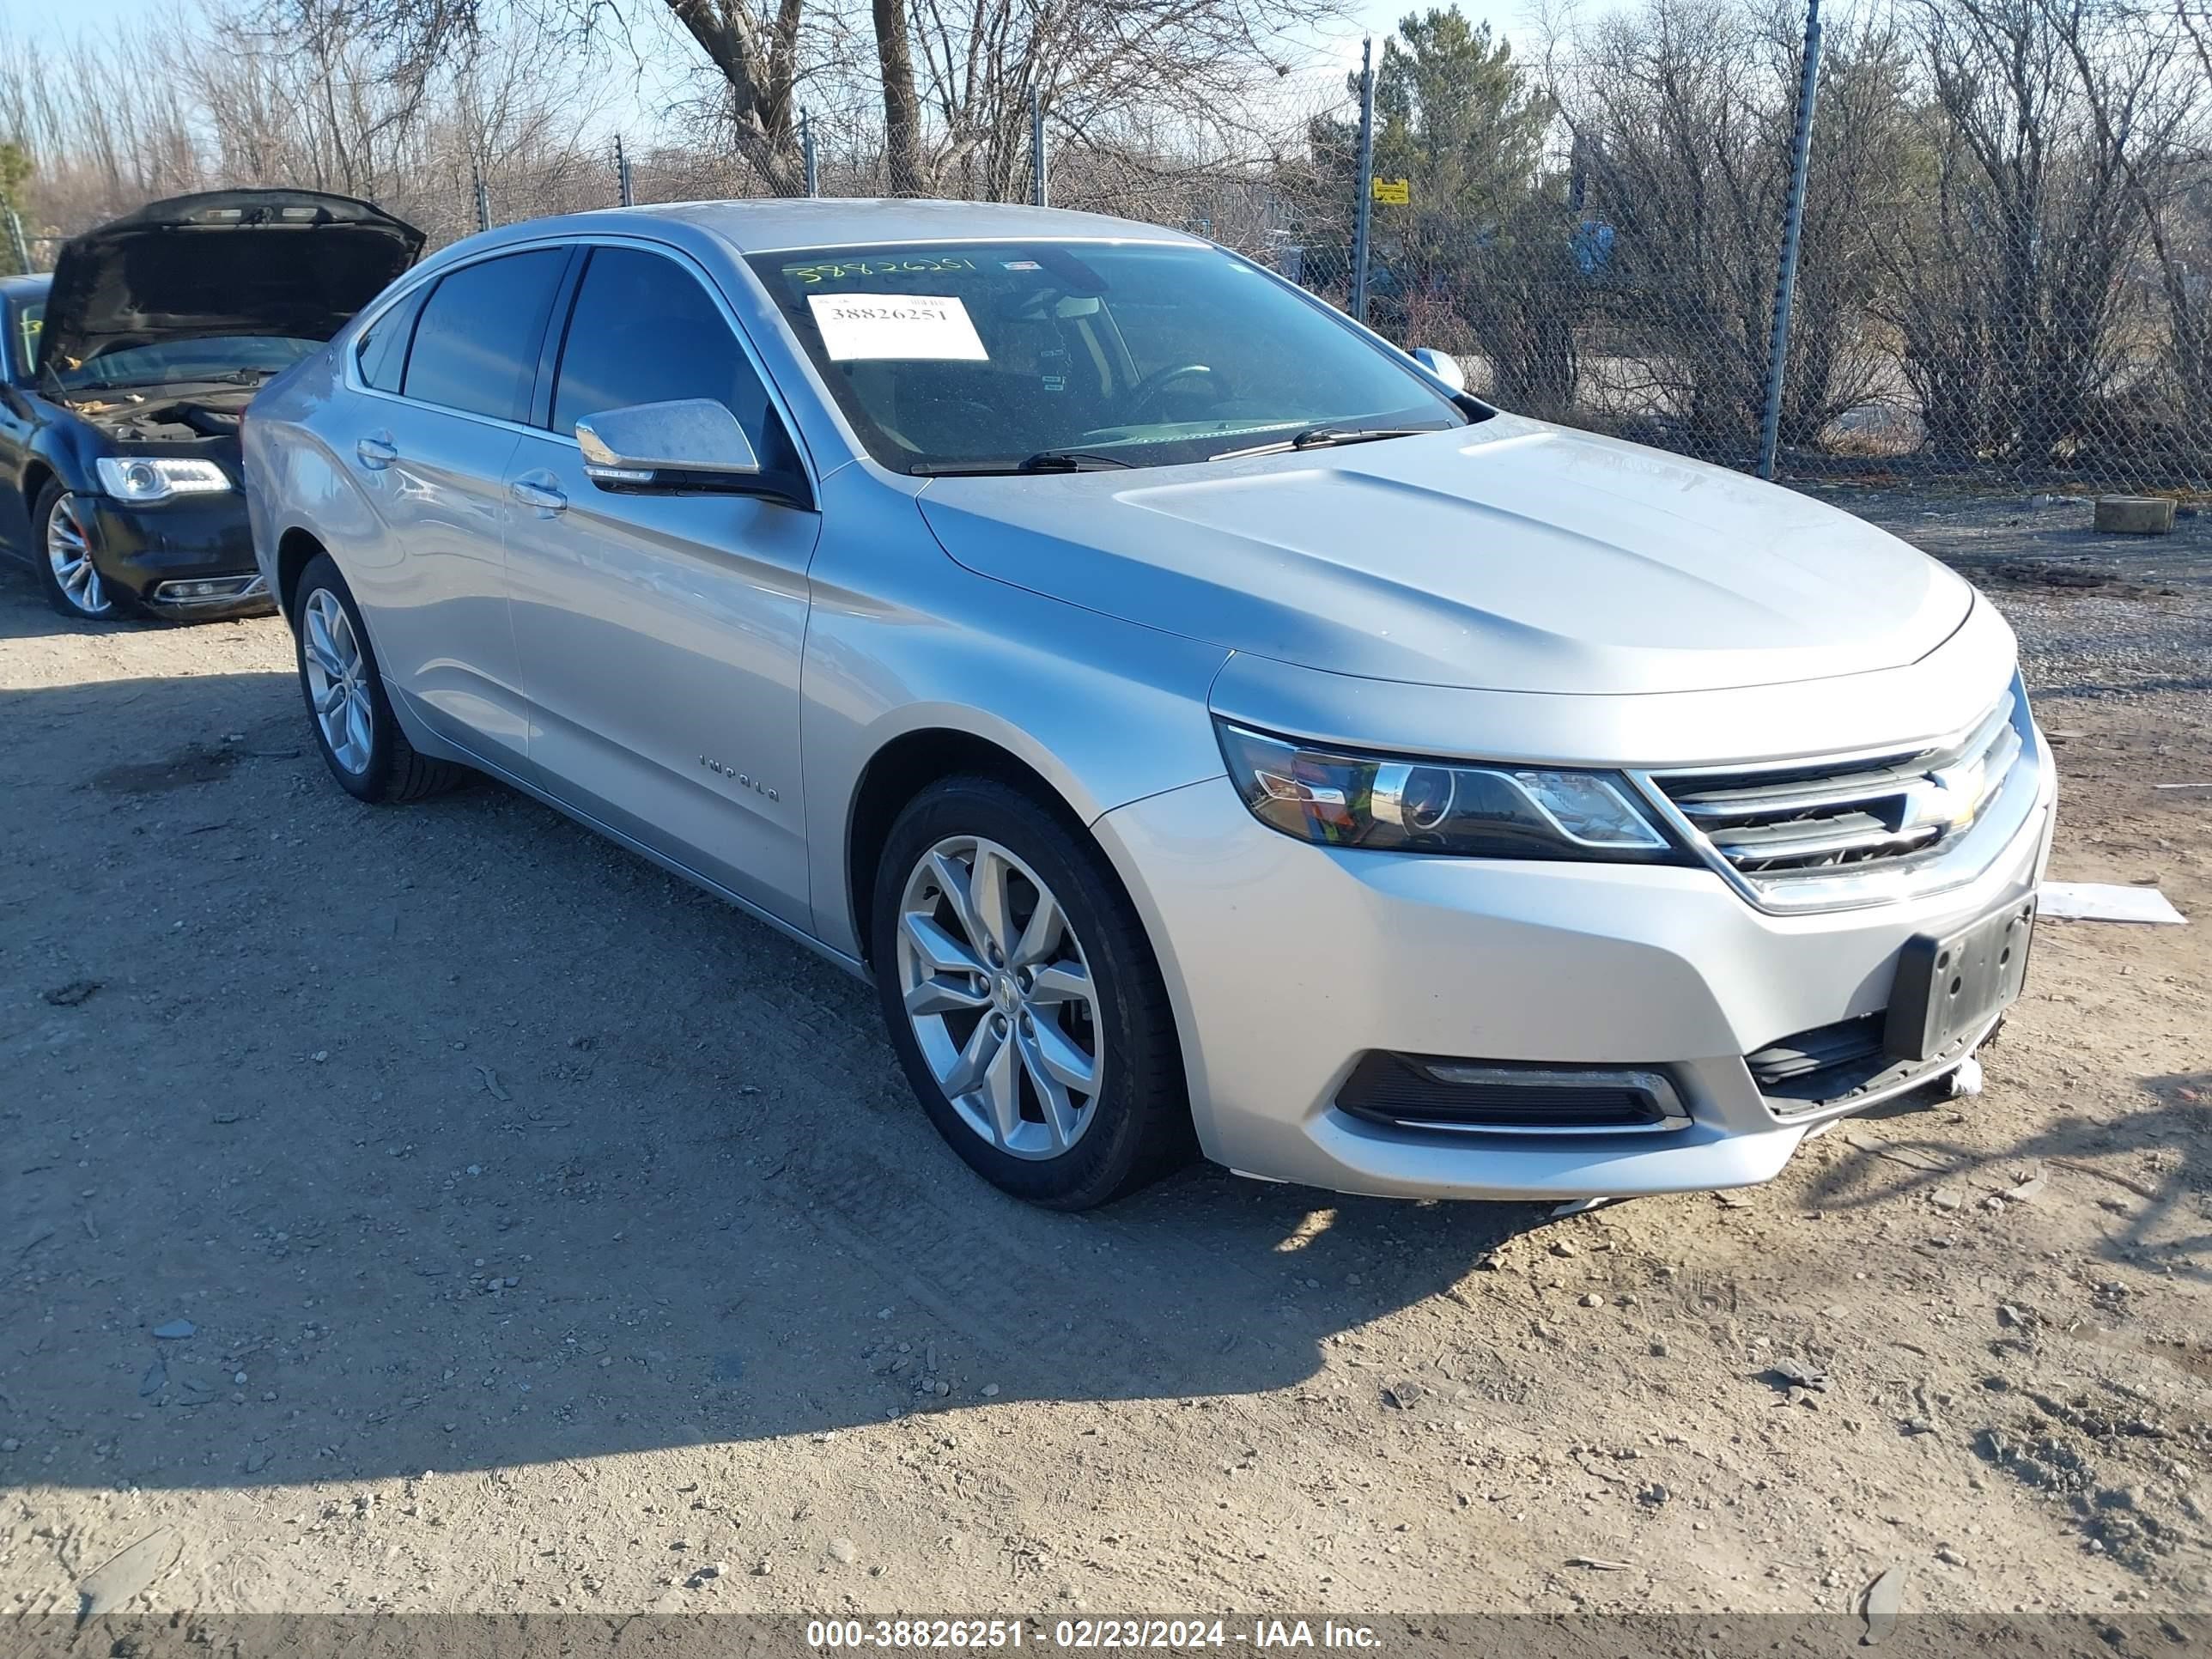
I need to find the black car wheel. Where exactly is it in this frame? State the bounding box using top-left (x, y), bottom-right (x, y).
top-left (872, 775), bottom-right (1193, 1210)
top-left (292, 552), bottom-right (466, 804)
top-left (33, 483), bottom-right (123, 622)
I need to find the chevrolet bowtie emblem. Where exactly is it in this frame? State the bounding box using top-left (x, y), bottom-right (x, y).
top-left (1899, 761), bottom-right (1981, 836)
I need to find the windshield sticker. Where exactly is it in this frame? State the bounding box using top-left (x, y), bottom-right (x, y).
top-left (783, 256), bottom-right (980, 285)
top-left (807, 293), bottom-right (988, 362)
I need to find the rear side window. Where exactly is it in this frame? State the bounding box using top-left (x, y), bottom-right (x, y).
top-left (550, 246), bottom-right (799, 475)
top-left (403, 249), bottom-right (568, 422)
top-left (356, 284), bottom-right (427, 393)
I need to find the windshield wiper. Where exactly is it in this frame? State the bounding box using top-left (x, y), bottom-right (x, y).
top-left (1209, 425), bottom-right (1441, 462)
top-left (910, 448), bottom-right (1135, 477)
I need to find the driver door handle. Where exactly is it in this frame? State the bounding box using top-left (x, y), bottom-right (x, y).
top-left (510, 474), bottom-right (568, 515)
top-left (356, 434), bottom-right (398, 470)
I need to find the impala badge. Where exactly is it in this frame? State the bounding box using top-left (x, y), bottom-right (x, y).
top-left (700, 756), bottom-right (779, 803)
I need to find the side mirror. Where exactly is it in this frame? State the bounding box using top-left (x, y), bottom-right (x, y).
top-left (574, 398), bottom-right (760, 489)
top-left (1409, 347), bottom-right (1467, 394)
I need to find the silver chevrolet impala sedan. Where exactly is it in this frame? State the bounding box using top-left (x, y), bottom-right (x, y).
top-left (243, 200), bottom-right (2055, 1210)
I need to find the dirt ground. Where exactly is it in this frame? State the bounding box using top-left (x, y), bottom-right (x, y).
top-left (1, 497), bottom-right (2209, 1626)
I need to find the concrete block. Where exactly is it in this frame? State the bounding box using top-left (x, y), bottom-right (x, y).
top-left (2094, 495), bottom-right (2175, 534)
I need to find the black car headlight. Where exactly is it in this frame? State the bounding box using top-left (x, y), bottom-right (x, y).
top-left (1215, 720), bottom-right (1689, 863)
top-left (95, 457), bottom-right (232, 503)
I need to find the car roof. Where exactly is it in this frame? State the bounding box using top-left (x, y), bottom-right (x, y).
top-left (449, 198), bottom-right (1207, 259)
top-left (0, 273), bottom-right (52, 301)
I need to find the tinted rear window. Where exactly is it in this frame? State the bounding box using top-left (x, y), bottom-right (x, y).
top-left (403, 249), bottom-right (567, 421)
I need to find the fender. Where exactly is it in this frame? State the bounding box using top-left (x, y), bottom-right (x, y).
top-left (801, 477), bottom-right (1232, 959)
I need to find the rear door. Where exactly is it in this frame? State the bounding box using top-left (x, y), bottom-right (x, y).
top-left (338, 246), bottom-right (572, 770)
top-left (501, 241), bottom-right (821, 929)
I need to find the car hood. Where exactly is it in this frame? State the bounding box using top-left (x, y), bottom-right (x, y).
top-left (38, 189), bottom-right (424, 374)
top-left (915, 416), bottom-right (1974, 696)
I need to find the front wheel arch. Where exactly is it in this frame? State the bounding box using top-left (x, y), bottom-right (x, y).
top-left (18, 459), bottom-right (56, 536)
top-left (846, 728), bottom-right (1090, 970)
top-left (869, 773), bottom-right (1195, 1207)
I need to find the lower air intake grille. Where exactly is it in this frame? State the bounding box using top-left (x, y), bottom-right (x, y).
top-left (1747, 1015), bottom-right (1889, 1103)
top-left (1336, 1052), bottom-right (1685, 1135)
top-left (1747, 1012), bottom-right (1989, 1115)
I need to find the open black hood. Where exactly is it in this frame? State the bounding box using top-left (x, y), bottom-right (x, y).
top-left (38, 188), bottom-right (425, 374)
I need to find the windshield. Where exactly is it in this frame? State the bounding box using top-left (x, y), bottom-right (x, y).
top-left (46, 334), bottom-right (320, 392)
top-left (748, 240), bottom-right (1468, 474)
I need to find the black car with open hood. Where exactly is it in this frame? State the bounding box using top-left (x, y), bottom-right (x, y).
top-left (0, 189), bottom-right (422, 622)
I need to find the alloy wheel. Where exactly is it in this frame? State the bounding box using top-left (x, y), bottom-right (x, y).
top-left (895, 835), bottom-right (1104, 1160)
top-left (46, 495), bottom-right (112, 617)
top-left (301, 588), bottom-right (374, 775)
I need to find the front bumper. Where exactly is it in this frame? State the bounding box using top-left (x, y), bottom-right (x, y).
top-left (1092, 743), bottom-right (2057, 1203)
top-left (83, 496), bottom-right (278, 620)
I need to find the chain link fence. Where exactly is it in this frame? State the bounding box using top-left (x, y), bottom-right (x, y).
top-left (440, 1), bottom-right (2212, 496)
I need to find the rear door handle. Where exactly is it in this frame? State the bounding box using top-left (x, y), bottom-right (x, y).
top-left (510, 475), bottom-right (568, 514)
top-left (356, 434), bottom-right (398, 470)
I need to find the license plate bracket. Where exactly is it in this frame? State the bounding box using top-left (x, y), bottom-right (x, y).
top-left (1883, 895), bottom-right (2037, 1063)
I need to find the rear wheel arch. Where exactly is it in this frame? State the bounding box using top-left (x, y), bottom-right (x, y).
top-left (275, 528), bottom-right (329, 621)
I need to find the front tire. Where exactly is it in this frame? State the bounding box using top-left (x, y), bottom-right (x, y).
top-left (291, 552), bottom-right (465, 804)
top-left (34, 483), bottom-right (123, 622)
top-left (872, 776), bottom-right (1192, 1210)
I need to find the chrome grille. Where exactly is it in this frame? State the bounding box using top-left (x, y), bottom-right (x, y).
top-left (1639, 679), bottom-right (2039, 912)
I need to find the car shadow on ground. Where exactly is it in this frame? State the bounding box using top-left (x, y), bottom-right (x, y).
top-left (2, 656), bottom-right (1563, 1496)
top-left (1799, 1067), bottom-right (2210, 1283)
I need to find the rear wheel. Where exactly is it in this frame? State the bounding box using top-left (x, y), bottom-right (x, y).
top-left (34, 483), bottom-right (122, 622)
top-left (292, 552), bottom-right (465, 803)
top-left (872, 776), bottom-right (1191, 1209)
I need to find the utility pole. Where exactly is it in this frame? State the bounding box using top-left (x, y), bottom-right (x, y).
top-left (1758, 0), bottom-right (1824, 480)
top-left (471, 164), bottom-right (492, 234)
top-left (1351, 36), bottom-right (1376, 325)
top-left (1030, 85), bottom-right (1048, 208)
top-left (615, 134), bottom-right (635, 207)
top-left (801, 110), bottom-right (819, 198)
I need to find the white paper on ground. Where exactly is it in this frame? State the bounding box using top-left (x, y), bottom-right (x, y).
top-left (2037, 880), bottom-right (2187, 924)
top-left (808, 293), bottom-right (988, 362)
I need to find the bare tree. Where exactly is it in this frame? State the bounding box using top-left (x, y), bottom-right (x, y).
top-left (0, 6), bottom-right (607, 252)
top-left (1875, 0), bottom-right (2172, 468)
top-left (2045, 0), bottom-right (2212, 469)
top-left (1540, 0), bottom-right (1908, 455)
top-left (269, 0), bottom-right (1342, 201)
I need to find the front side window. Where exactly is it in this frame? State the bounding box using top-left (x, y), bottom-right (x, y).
top-left (549, 245), bottom-right (799, 477)
top-left (403, 248), bottom-right (568, 422)
top-left (747, 240), bottom-right (1467, 473)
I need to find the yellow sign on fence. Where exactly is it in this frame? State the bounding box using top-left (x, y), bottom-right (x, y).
top-left (1372, 178), bottom-right (1411, 205)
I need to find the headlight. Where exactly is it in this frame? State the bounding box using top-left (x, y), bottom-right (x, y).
top-left (1215, 720), bottom-right (1686, 862)
top-left (94, 457), bottom-right (232, 503)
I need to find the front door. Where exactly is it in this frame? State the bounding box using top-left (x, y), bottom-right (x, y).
top-left (502, 244), bottom-right (821, 929)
